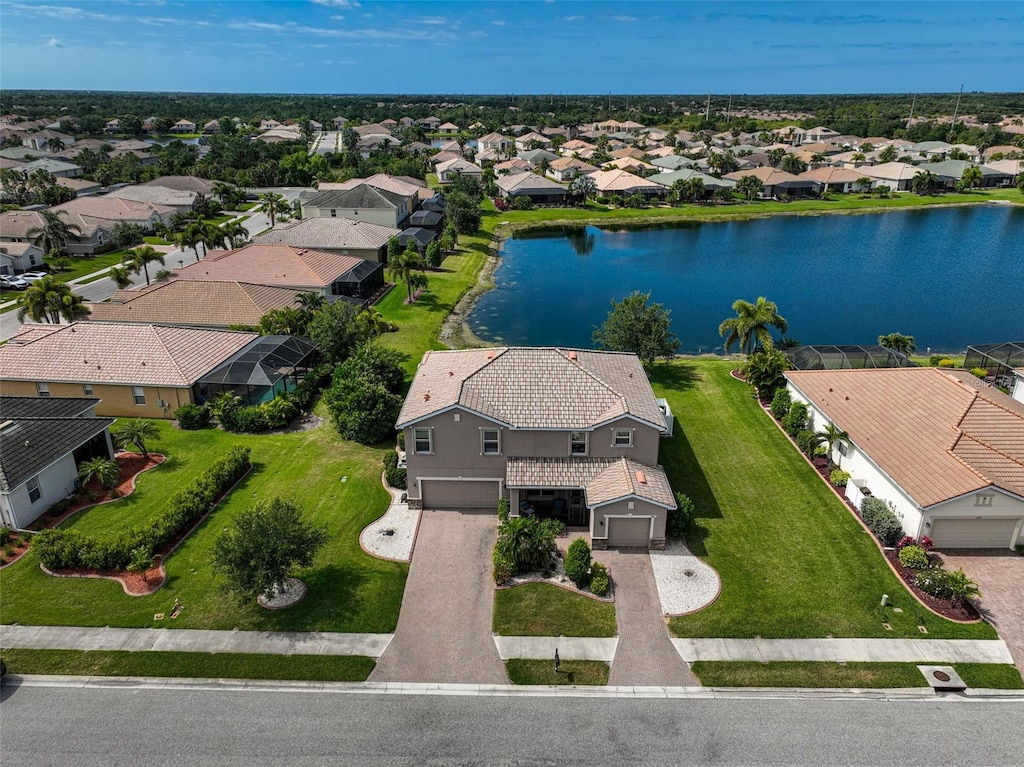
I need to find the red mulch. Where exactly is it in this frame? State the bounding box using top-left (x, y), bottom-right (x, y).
top-left (884, 550), bottom-right (981, 622)
top-left (0, 531), bottom-right (32, 569)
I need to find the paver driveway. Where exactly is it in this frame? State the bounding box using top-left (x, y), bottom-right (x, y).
top-left (369, 510), bottom-right (507, 684)
top-left (596, 548), bottom-right (699, 687)
top-left (938, 549), bottom-right (1024, 673)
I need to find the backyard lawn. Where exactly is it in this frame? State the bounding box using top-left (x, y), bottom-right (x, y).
top-left (493, 583), bottom-right (617, 637)
top-left (0, 410), bottom-right (407, 633)
top-left (651, 360), bottom-right (996, 641)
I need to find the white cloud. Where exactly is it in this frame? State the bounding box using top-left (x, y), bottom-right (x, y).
top-left (419, 17), bottom-right (449, 26)
top-left (47, 36), bottom-right (65, 47)
top-left (330, 15), bottom-right (344, 21)
top-left (311, 0), bottom-right (360, 8)
top-left (564, 15), bottom-right (583, 22)
top-left (492, 20), bottom-right (505, 26)
top-left (614, 15), bottom-right (637, 22)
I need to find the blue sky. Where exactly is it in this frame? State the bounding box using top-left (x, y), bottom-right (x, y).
top-left (2, 1), bottom-right (1022, 94)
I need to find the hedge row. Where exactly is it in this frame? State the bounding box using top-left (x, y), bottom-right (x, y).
top-left (34, 447), bottom-right (251, 572)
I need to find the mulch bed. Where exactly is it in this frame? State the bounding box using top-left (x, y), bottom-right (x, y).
top-left (0, 530), bottom-right (32, 569)
top-left (883, 550), bottom-right (981, 622)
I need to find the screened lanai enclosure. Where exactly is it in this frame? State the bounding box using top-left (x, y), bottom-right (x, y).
top-left (786, 345), bottom-right (919, 371)
top-left (198, 335), bottom-right (317, 406)
top-left (963, 342), bottom-right (1024, 390)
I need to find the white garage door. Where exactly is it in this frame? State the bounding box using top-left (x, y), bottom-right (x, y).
top-left (421, 479), bottom-right (500, 510)
top-left (930, 518), bottom-right (1020, 549)
top-left (606, 517), bottom-right (651, 548)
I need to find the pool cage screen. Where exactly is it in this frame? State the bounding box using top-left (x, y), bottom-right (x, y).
top-left (785, 345), bottom-right (918, 371)
top-left (963, 342), bottom-right (1024, 389)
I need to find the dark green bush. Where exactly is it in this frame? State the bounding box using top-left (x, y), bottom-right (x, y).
top-left (222, 405), bottom-right (271, 434)
top-left (497, 498), bottom-right (510, 523)
top-left (0, 527), bottom-right (10, 546)
top-left (383, 452), bottom-right (407, 490)
top-left (564, 537), bottom-right (592, 589)
top-left (396, 430), bottom-right (405, 450)
top-left (782, 402), bottom-right (809, 437)
top-left (915, 568), bottom-right (953, 599)
top-left (796, 429), bottom-right (820, 455)
top-left (667, 492), bottom-right (695, 539)
top-left (288, 363), bottom-right (335, 412)
top-left (770, 388), bottom-right (792, 419)
top-left (174, 403), bottom-right (211, 430)
top-left (590, 562), bottom-right (610, 596)
top-left (898, 544), bottom-right (930, 570)
top-left (492, 548), bottom-right (515, 585)
top-left (860, 496), bottom-right (904, 547)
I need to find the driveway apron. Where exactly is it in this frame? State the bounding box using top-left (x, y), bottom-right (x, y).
top-left (369, 510), bottom-right (508, 684)
top-left (938, 549), bottom-right (1024, 673)
top-left (598, 549), bottom-right (699, 686)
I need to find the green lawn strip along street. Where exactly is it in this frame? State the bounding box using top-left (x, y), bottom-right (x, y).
top-left (493, 583), bottom-right (617, 637)
top-left (505, 659), bottom-right (610, 686)
top-left (0, 648), bottom-right (375, 682)
top-left (653, 360), bottom-right (995, 641)
top-left (0, 411), bottom-right (407, 633)
top-left (691, 661), bottom-right (1024, 689)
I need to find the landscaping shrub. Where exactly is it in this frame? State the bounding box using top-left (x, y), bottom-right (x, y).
top-left (898, 544), bottom-right (930, 570)
top-left (897, 535), bottom-right (917, 550)
top-left (970, 367), bottom-right (988, 379)
top-left (492, 549), bottom-right (515, 585)
top-left (796, 429), bottom-right (820, 455)
top-left (497, 498), bottom-right (510, 523)
top-left (564, 538), bottom-right (592, 589)
top-left (174, 403), bottom-right (211, 430)
top-left (288, 363), bottom-right (335, 412)
top-left (782, 402), bottom-right (809, 437)
top-left (860, 496), bottom-right (904, 547)
top-left (590, 562), bottom-right (610, 597)
top-left (936, 359), bottom-right (956, 368)
top-left (512, 195), bottom-right (533, 210)
top-left (830, 469), bottom-right (851, 487)
top-left (221, 405), bottom-right (271, 434)
top-left (770, 388), bottom-right (792, 419)
top-left (813, 444), bottom-right (828, 458)
top-left (324, 345), bottom-right (404, 445)
top-left (34, 447), bottom-right (251, 572)
top-left (667, 492), bottom-right (695, 539)
top-left (595, 196), bottom-right (609, 205)
top-left (396, 430), bottom-right (405, 450)
top-left (919, 535), bottom-right (933, 551)
top-left (382, 452), bottom-right (407, 490)
top-left (47, 498), bottom-right (71, 517)
top-left (915, 568), bottom-right (953, 599)
top-left (0, 527), bottom-right (10, 546)
top-left (495, 516), bottom-right (557, 574)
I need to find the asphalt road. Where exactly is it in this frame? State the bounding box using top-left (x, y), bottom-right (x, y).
top-left (2, 681), bottom-right (1022, 766)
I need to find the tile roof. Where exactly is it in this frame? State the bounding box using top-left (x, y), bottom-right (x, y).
top-left (304, 184), bottom-right (405, 211)
top-left (588, 169), bottom-right (665, 194)
top-left (858, 162), bottom-right (919, 182)
top-left (785, 368), bottom-right (1024, 507)
top-left (0, 416), bottom-right (115, 492)
top-left (85, 280), bottom-right (303, 327)
top-left (506, 457), bottom-right (675, 508)
top-left (53, 195), bottom-right (173, 223)
top-left (317, 174), bottom-right (422, 198)
top-left (253, 217), bottom-right (399, 251)
top-left (495, 173), bottom-right (568, 195)
top-left (798, 166), bottom-right (869, 184)
top-left (173, 244), bottom-right (365, 288)
top-left (107, 185), bottom-right (196, 207)
top-left (0, 322), bottom-right (257, 387)
top-left (0, 209), bottom-right (105, 240)
top-left (397, 347), bottom-right (666, 431)
top-left (141, 176), bottom-right (216, 194)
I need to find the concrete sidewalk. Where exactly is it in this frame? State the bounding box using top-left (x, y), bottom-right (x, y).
top-left (0, 625), bottom-right (393, 658)
top-left (672, 638), bottom-right (1015, 664)
top-left (493, 637), bottom-right (618, 661)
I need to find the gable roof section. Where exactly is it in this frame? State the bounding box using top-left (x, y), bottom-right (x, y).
top-left (495, 173), bottom-right (568, 195)
top-left (505, 457), bottom-right (675, 508)
top-left (253, 217), bottom-right (399, 251)
top-left (304, 184), bottom-right (404, 211)
top-left (785, 368), bottom-right (1024, 507)
top-left (0, 416), bottom-right (115, 492)
top-left (0, 395), bottom-right (99, 419)
top-left (174, 244), bottom-right (365, 288)
top-left (0, 322), bottom-right (258, 387)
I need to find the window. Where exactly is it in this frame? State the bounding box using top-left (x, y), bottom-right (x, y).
top-left (838, 441), bottom-right (849, 456)
top-left (482, 428), bottom-right (500, 455)
top-left (330, 209), bottom-right (337, 217)
top-left (132, 386), bottom-right (146, 405)
top-left (36, 382), bottom-right (50, 397)
top-left (83, 384), bottom-right (93, 396)
top-left (413, 427), bottom-right (432, 454)
top-left (613, 429), bottom-right (633, 447)
top-left (975, 494), bottom-right (994, 507)
top-left (27, 476), bottom-right (41, 503)
top-left (569, 431), bottom-right (588, 455)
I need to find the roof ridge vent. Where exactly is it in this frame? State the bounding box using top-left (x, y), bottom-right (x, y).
top-left (568, 350), bottom-right (578, 361)
top-left (635, 470), bottom-right (647, 485)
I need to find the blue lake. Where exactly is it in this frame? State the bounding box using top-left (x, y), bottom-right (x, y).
top-left (468, 205), bottom-right (1024, 354)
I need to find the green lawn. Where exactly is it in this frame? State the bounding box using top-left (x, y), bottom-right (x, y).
top-left (692, 661), bottom-right (1024, 689)
top-left (505, 659), bottom-right (609, 686)
top-left (0, 411), bottom-right (407, 633)
top-left (0, 648), bottom-right (374, 682)
top-left (654, 360), bottom-right (995, 640)
top-left (493, 583), bottom-right (617, 637)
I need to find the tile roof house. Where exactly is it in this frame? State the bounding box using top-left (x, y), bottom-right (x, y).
top-left (16, 158), bottom-right (83, 178)
top-left (724, 167), bottom-right (814, 198)
top-left (253, 217), bottom-right (399, 262)
top-left (0, 209), bottom-right (113, 256)
top-left (0, 322), bottom-right (259, 418)
top-left (51, 196), bottom-right (174, 232)
top-left (785, 368), bottom-right (1024, 549)
top-left (434, 157), bottom-right (484, 185)
top-left (798, 166), bottom-right (873, 194)
top-left (587, 169), bottom-right (667, 198)
top-left (0, 241), bottom-right (45, 275)
top-left (856, 161), bottom-right (922, 192)
top-left (396, 348), bottom-right (676, 549)
top-left (301, 184), bottom-right (412, 229)
top-left (494, 172), bottom-right (568, 204)
top-left (0, 396), bottom-right (116, 529)
top-left (547, 156), bottom-right (599, 182)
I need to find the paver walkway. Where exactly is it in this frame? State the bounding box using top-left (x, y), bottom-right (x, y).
top-left (672, 637), bottom-right (1014, 664)
top-left (939, 549), bottom-right (1024, 672)
top-left (368, 510), bottom-right (508, 684)
top-left (597, 549), bottom-right (699, 686)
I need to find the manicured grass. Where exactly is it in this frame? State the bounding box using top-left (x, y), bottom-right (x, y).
top-left (505, 659), bottom-right (609, 686)
top-left (0, 648), bottom-right (374, 682)
top-left (653, 360), bottom-right (995, 640)
top-left (692, 661), bottom-right (1024, 689)
top-left (0, 410), bottom-right (407, 633)
top-left (46, 250), bottom-right (133, 282)
top-left (493, 583), bottom-right (617, 637)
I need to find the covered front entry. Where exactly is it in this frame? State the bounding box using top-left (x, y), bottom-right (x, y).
top-left (606, 517), bottom-right (652, 548)
top-left (931, 518), bottom-right (1021, 549)
top-left (420, 479), bottom-right (501, 511)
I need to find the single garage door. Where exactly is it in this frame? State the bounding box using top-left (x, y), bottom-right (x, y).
top-left (606, 517), bottom-right (652, 548)
top-left (930, 518), bottom-right (1020, 549)
top-left (421, 479), bottom-right (500, 510)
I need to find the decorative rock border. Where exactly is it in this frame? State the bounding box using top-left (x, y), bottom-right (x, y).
top-left (650, 541), bottom-right (722, 616)
top-left (358, 474), bottom-right (421, 563)
top-left (257, 578), bottom-right (307, 609)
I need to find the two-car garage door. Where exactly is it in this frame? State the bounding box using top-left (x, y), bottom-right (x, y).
top-left (420, 479), bottom-right (501, 511)
top-left (930, 518), bottom-right (1021, 549)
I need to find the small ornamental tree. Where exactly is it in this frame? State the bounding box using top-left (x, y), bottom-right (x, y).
top-left (592, 291), bottom-right (679, 368)
top-left (213, 497), bottom-right (328, 604)
top-left (77, 457), bottom-right (121, 491)
top-left (113, 419), bottom-right (158, 459)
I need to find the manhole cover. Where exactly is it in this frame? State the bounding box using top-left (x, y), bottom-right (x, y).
top-left (932, 670), bottom-right (951, 682)
top-left (683, 569), bottom-right (695, 577)
top-left (381, 529), bottom-right (395, 537)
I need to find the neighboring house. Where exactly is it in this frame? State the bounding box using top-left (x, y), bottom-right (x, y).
top-left (587, 169), bottom-right (667, 198)
top-left (252, 217), bottom-right (399, 263)
top-left (302, 184), bottom-right (411, 229)
top-left (0, 396), bottom-right (115, 529)
top-left (56, 177), bottom-right (103, 196)
top-left (963, 342), bottom-right (1024, 404)
top-left (170, 119), bottom-right (197, 134)
top-left (602, 157), bottom-right (658, 174)
top-left (857, 161), bottom-right (920, 192)
top-left (24, 130), bottom-right (74, 152)
top-left (477, 132), bottom-right (512, 157)
top-left (141, 175), bottom-right (216, 196)
top-left (105, 184), bottom-right (197, 212)
top-left (315, 174), bottom-right (422, 218)
top-left (434, 157), bottom-right (484, 185)
top-left (0, 242), bottom-right (45, 275)
top-left (438, 122), bottom-right (461, 135)
top-left (798, 166), bottom-right (873, 194)
top-left (724, 167), bottom-right (815, 198)
top-left (651, 155), bottom-right (695, 172)
top-left (332, 116), bottom-right (348, 130)
top-left (396, 347), bottom-right (676, 549)
top-left (518, 148), bottom-right (558, 167)
top-left (926, 160), bottom-right (1015, 188)
top-left (785, 368), bottom-right (1024, 549)
top-left (494, 172), bottom-right (569, 205)
top-left (84, 280), bottom-right (305, 329)
top-left (16, 157), bottom-right (83, 178)
top-left (104, 118), bottom-right (121, 134)
top-left (174, 244), bottom-right (384, 300)
top-left (0, 322), bottom-right (259, 418)
top-left (0, 209), bottom-right (113, 256)
top-left (203, 120), bottom-right (221, 134)
top-left (907, 140), bottom-right (953, 159)
top-left (494, 158), bottom-right (533, 176)
top-left (418, 116), bottom-right (442, 131)
top-left (647, 168), bottom-right (736, 192)
top-left (51, 196), bottom-right (174, 232)
top-left (514, 132), bottom-right (554, 152)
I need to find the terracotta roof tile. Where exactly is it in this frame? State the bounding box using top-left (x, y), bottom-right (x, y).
top-left (506, 456), bottom-right (675, 508)
top-left (173, 244), bottom-right (365, 288)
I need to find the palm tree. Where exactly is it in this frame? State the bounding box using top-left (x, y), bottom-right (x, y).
top-left (258, 307), bottom-right (309, 336)
top-left (912, 170), bottom-right (938, 195)
top-left (295, 292), bottom-right (326, 313)
top-left (201, 221), bottom-right (228, 252)
top-left (220, 219), bottom-right (249, 249)
top-left (387, 247), bottom-right (428, 302)
top-left (961, 165), bottom-right (983, 190)
top-left (77, 457), bottom-right (121, 491)
top-left (257, 192), bottom-right (288, 227)
top-left (109, 265), bottom-right (134, 290)
top-left (356, 308), bottom-right (396, 339)
top-left (718, 297), bottom-right (788, 355)
top-left (735, 175), bottom-right (763, 201)
top-left (16, 276), bottom-right (90, 324)
top-left (123, 245), bottom-right (165, 286)
top-left (46, 136), bottom-right (67, 154)
top-left (211, 181), bottom-right (241, 207)
top-left (817, 423), bottom-right (850, 468)
top-left (945, 569), bottom-right (982, 608)
top-left (179, 219), bottom-right (207, 259)
top-left (114, 419), bottom-right (158, 459)
top-left (27, 209), bottom-right (82, 257)
top-left (878, 332), bottom-right (916, 356)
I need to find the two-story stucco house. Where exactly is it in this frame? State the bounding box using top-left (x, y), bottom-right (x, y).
top-left (396, 347), bottom-right (676, 549)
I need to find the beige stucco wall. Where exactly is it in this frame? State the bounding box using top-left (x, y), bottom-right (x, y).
top-left (590, 498), bottom-right (668, 547)
top-left (2, 381), bottom-right (192, 418)
top-left (306, 206), bottom-right (405, 229)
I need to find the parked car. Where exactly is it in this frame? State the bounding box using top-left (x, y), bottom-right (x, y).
top-left (19, 271), bottom-right (49, 283)
top-left (0, 275), bottom-right (29, 290)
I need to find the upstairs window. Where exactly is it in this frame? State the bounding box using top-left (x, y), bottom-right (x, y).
top-left (414, 428), bottom-right (432, 454)
top-left (27, 476), bottom-right (41, 503)
top-left (36, 383), bottom-right (50, 398)
top-left (570, 431), bottom-right (588, 455)
top-left (482, 429), bottom-right (500, 455)
top-left (613, 429), bottom-right (633, 447)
